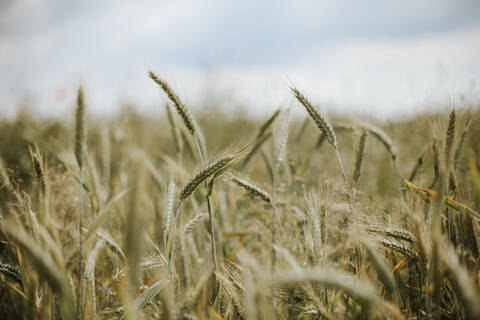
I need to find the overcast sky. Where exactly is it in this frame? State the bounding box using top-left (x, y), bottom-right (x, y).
top-left (1, 0), bottom-right (480, 119)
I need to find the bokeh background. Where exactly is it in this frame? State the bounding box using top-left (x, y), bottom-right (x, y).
top-left (1, 0), bottom-right (480, 119)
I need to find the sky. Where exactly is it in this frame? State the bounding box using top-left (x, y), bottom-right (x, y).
top-left (1, 0), bottom-right (480, 119)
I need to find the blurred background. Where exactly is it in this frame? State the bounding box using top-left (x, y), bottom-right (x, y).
top-left (1, 0), bottom-right (480, 119)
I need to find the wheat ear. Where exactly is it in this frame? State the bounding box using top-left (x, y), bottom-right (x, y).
top-left (28, 145), bottom-right (50, 221)
top-left (444, 108), bottom-right (456, 167)
top-left (353, 131), bottom-right (368, 184)
top-left (167, 149), bottom-right (249, 262)
top-left (184, 212), bottom-right (207, 234)
top-left (231, 175), bottom-right (272, 204)
top-left (291, 87), bottom-right (351, 209)
top-left (149, 71), bottom-right (206, 163)
top-left (365, 224), bottom-right (417, 243)
top-left (0, 262), bottom-right (22, 284)
top-left (75, 86), bottom-right (87, 319)
top-left (29, 146), bottom-right (47, 195)
top-left (377, 238), bottom-right (418, 259)
top-left (149, 71), bottom-right (195, 135)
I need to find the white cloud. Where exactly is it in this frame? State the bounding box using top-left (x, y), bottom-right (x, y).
top-left (0, 0), bottom-right (479, 119)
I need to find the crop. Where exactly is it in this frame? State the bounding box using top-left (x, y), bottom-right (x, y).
top-left (0, 74), bottom-right (479, 319)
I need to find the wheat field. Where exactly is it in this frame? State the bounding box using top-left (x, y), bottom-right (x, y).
top-left (0, 72), bottom-right (480, 319)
